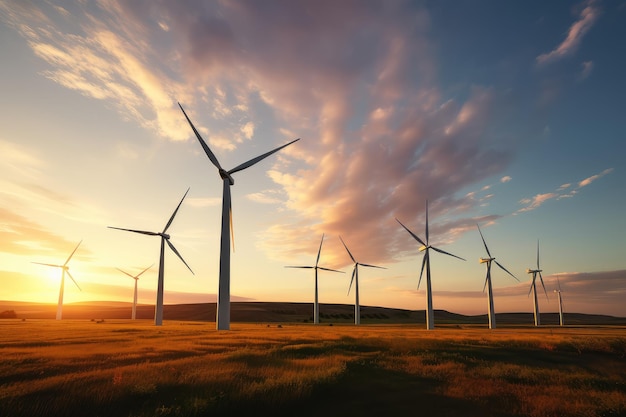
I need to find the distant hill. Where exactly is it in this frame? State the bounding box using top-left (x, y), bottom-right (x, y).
top-left (1, 301), bottom-right (625, 325)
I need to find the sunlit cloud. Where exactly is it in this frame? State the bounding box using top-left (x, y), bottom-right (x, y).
top-left (500, 176), bottom-right (512, 183)
top-left (516, 168), bottom-right (612, 214)
top-left (536, 0), bottom-right (600, 65)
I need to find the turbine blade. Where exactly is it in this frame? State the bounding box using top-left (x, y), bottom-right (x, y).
top-left (315, 234), bottom-right (324, 267)
top-left (230, 197), bottom-right (235, 252)
top-left (360, 263), bottom-right (385, 269)
top-left (425, 200), bottom-right (429, 245)
top-left (284, 266), bottom-right (314, 269)
top-left (116, 268), bottom-right (135, 279)
top-left (318, 267), bottom-right (344, 273)
top-left (418, 252), bottom-right (427, 289)
top-left (431, 246), bottom-right (466, 261)
top-left (347, 267), bottom-right (356, 295)
top-left (228, 138), bottom-right (300, 175)
top-left (165, 239), bottom-right (194, 275)
top-left (108, 226), bottom-right (159, 236)
top-left (163, 188), bottom-right (190, 233)
top-left (536, 240), bottom-right (540, 269)
top-left (396, 218), bottom-right (426, 246)
top-left (556, 274), bottom-right (562, 291)
top-left (339, 235), bottom-right (356, 263)
top-left (476, 224), bottom-right (491, 258)
top-left (539, 271), bottom-right (548, 300)
top-left (63, 240), bottom-right (82, 266)
top-left (494, 260), bottom-right (519, 281)
top-left (528, 276), bottom-right (535, 297)
top-left (178, 103), bottom-right (224, 171)
top-left (483, 272), bottom-right (489, 293)
top-left (66, 271), bottom-right (81, 291)
top-left (135, 264), bottom-right (154, 279)
top-left (32, 262), bottom-right (62, 268)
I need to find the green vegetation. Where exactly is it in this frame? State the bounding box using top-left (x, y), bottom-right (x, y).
top-left (0, 320), bottom-right (625, 416)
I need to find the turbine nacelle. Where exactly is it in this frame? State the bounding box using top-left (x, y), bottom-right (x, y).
top-left (526, 268), bottom-right (542, 274)
top-left (479, 257), bottom-right (494, 264)
top-left (160, 233), bottom-right (171, 240)
top-left (219, 169), bottom-right (235, 185)
top-left (419, 245), bottom-right (429, 252)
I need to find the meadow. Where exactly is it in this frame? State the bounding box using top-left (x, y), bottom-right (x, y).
top-left (0, 320), bottom-right (625, 417)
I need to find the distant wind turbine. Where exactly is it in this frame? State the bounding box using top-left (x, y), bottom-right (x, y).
top-left (116, 264), bottom-right (154, 320)
top-left (339, 236), bottom-right (385, 325)
top-left (179, 103), bottom-right (299, 331)
top-left (526, 240), bottom-right (548, 326)
top-left (476, 224), bottom-right (519, 329)
top-left (32, 240), bottom-right (82, 320)
top-left (285, 234), bottom-right (343, 324)
top-left (396, 201), bottom-right (465, 330)
top-left (108, 188), bottom-right (193, 326)
top-left (554, 275), bottom-right (564, 326)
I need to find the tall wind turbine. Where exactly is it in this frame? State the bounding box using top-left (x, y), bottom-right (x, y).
top-left (396, 201), bottom-right (465, 330)
top-left (33, 240), bottom-right (82, 320)
top-left (339, 236), bottom-right (385, 325)
top-left (179, 103), bottom-right (299, 330)
top-left (116, 264), bottom-right (153, 320)
top-left (285, 234), bottom-right (343, 324)
top-left (476, 224), bottom-right (519, 329)
top-left (108, 189), bottom-right (193, 326)
top-left (554, 275), bottom-right (564, 326)
top-left (526, 240), bottom-right (548, 327)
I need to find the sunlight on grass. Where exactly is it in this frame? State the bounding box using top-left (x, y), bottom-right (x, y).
top-left (0, 320), bottom-right (624, 416)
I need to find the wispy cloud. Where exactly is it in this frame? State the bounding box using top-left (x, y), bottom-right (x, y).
top-left (536, 0), bottom-right (601, 65)
top-left (579, 60), bottom-right (594, 80)
top-left (516, 168), bottom-right (613, 213)
top-left (500, 176), bottom-right (512, 183)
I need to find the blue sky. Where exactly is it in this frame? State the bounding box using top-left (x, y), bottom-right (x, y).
top-left (0, 0), bottom-right (624, 317)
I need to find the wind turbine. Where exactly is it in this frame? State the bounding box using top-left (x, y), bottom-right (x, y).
top-left (285, 234), bottom-right (343, 324)
top-left (396, 201), bottom-right (465, 330)
top-left (116, 264), bottom-right (153, 320)
top-left (108, 188), bottom-right (193, 326)
top-left (32, 240), bottom-right (82, 320)
top-left (476, 224), bottom-right (519, 329)
top-left (339, 236), bottom-right (385, 325)
top-left (179, 103), bottom-right (299, 330)
top-left (554, 275), bottom-right (564, 326)
top-left (526, 240), bottom-right (548, 327)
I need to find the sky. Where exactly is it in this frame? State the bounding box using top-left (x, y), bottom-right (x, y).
top-left (1, 0), bottom-right (625, 317)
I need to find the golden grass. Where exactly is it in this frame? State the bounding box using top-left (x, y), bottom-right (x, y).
top-left (0, 320), bottom-right (624, 416)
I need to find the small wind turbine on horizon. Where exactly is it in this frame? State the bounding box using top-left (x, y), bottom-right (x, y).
top-left (32, 240), bottom-right (82, 320)
top-left (116, 264), bottom-right (154, 320)
top-left (285, 234), bottom-right (343, 324)
top-left (339, 236), bottom-right (385, 325)
top-left (527, 240), bottom-right (548, 326)
top-left (476, 224), bottom-right (519, 329)
top-left (179, 103), bottom-right (299, 331)
top-left (397, 201), bottom-right (465, 330)
top-left (108, 188), bottom-right (193, 326)
top-left (554, 275), bottom-right (565, 326)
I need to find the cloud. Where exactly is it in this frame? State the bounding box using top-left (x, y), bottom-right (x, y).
top-left (536, 0), bottom-right (601, 65)
top-left (578, 168), bottom-right (613, 187)
top-left (500, 176), bottom-right (512, 183)
top-left (1, 1), bottom-right (516, 267)
top-left (579, 60), bottom-right (594, 80)
top-left (516, 168), bottom-right (613, 213)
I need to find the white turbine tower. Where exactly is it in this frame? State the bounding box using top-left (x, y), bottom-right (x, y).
top-left (396, 201), bottom-right (465, 330)
top-left (33, 240), bottom-right (82, 320)
top-left (554, 275), bottom-right (565, 326)
top-left (476, 224), bottom-right (519, 329)
top-left (108, 189), bottom-right (193, 326)
top-left (285, 234), bottom-right (343, 324)
top-left (116, 264), bottom-right (153, 320)
top-left (179, 103), bottom-right (299, 331)
top-left (526, 240), bottom-right (548, 327)
top-left (339, 236), bottom-right (385, 325)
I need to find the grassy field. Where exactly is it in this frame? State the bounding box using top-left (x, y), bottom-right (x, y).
top-left (0, 320), bottom-right (625, 417)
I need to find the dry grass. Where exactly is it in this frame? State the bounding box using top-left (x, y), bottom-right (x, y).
top-left (0, 320), bottom-right (624, 416)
